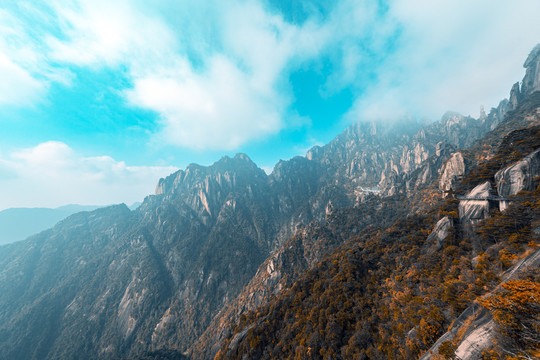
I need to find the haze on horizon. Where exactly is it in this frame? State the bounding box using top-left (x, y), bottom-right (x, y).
top-left (0, 0), bottom-right (539, 210)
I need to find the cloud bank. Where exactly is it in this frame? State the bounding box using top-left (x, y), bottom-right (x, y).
top-left (0, 141), bottom-right (177, 210)
top-left (343, 0), bottom-right (540, 121)
top-left (3, 0), bottom-right (540, 145)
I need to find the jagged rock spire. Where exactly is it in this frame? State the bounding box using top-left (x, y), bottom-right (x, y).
top-left (522, 43), bottom-right (540, 96)
top-left (508, 44), bottom-right (540, 111)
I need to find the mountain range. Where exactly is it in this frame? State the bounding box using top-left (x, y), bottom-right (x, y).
top-left (0, 203), bottom-right (142, 246)
top-left (0, 205), bottom-right (102, 246)
top-left (0, 44), bottom-right (539, 360)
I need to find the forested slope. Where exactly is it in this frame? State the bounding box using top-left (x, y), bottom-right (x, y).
top-left (216, 94), bottom-right (540, 360)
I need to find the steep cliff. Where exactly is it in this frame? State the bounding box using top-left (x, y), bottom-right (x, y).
top-left (439, 151), bottom-right (467, 192)
top-left (506, 43), bottom-right (540, 112)
top-left (189, 196), bottom-right (406, 360)
top-left (458, 181), bottom-right (494, 224)
top-left (303, 106), bottom-right (505, 202)
top-left (521, 44), bottom-right (540, 97)
top-left (426, 216), bottom-right (453, 249)
top-left (420, 249), bottom-right (540, 360)
top-left (495, 148), bottom-right (540, 197)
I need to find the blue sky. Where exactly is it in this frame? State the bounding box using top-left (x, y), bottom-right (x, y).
top-left (0, 0), bottom-right (539, 209)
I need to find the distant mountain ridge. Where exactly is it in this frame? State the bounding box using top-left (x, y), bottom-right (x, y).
top-left (0, 205), bottom-right (101, 246)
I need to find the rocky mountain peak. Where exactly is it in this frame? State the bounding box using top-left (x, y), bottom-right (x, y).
top-left (154, 153), bottom-right (264, 196)
top-left (213, 153), bottom-right (261, 173)
top-left (508, 43), bottom-right (540, 112)
top-left (508, 82), bottom-right (522, 111)
top-left (522, 43), bottom-right (540, 96)
top-left (233, 152), bottom-right (251, 162)
top-left (305, 145), bottom-right (322, 161)
top-left (440, 111), bottom-right (467, 128)
top-left (439, 151), bottom-right (466, 192)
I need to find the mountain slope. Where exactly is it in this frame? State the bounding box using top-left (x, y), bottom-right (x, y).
top-left (190, 194), bottom-right (408, 360)
top-left (0, 103), bottom-right (510, 360)
top-left (192, 48), bottom-right (540, 359)
top-left (0, 155), bottom-right (282, 359)
top-left (0, 205), bottom-right (101, 246)
top-left (216, 93), bottom-right (540, 360)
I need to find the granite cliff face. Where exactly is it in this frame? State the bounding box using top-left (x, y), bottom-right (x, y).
top-left (458, 181), bottom-right (494, 224)
top-left (507, 43), bottom-right (540, 111)
top-left (495, 148), bottom-right (540, 198)
top-left (521, 44), bottom-right (540, 97)
top-left (508, 82), bottom-right (522, 112)
top-left (426, 216), bottom-right (453, 249)
top-left (303, 106), bottom-right (505, 202)
top-left (439, 152), bottom-right (467, 192)
top-left (189, 197), bottom-right (405, 360)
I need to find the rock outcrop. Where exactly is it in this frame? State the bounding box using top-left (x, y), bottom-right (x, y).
top-left (495, 148), bottom-right (540, 197)
top-left (302, 108), bottom-right (504, 201)
top-left (458, 182), bottom-right (494, 224)
top-left (507, 82), bottom-right (522, 112)
top-left (506, 43), bottom-right (540, 112)
top-left (426, 216), bottom-right (453, 249)
top-left (439, 152), bottom-right (466, 192)
top-left (521, 43), bottom-right (540, 97)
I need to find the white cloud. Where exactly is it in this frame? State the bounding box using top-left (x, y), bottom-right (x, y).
top-left (46, 0), bottom-right (177, 70)
top-left (0, 10), bottom-right (48, 106)
top-left (221, 1), bottom-right (328, 92)
top-left (126, 54), bottom-right (284, 150)
top-left (342, 0), bottom-right (540, 122)
top-left (0, 141), bottom-right (177, 210)
top-left (0, 52), bottom-right (45, 106)
top-left (41, 0), bottom-right (308, 150)
top-left (2, 0), bottom-right (539, 148)
top-left (123, 0), bottom-right (329, 150)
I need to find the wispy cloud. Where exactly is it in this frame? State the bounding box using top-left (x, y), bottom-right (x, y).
top-left (0, 141), bottom-right (177, 210)
top-left (1, 0), bottom-right (539, 145)
top-left (45, 0), bottom-right (176, 69)
top-left (35, 0), bottom-right (329, 150)
top-left (126, 55), bottom-right (284, 150)
top-left (125, 1), bottom-right (329, 150)
top-left (0, 9), bottom-right (46, 105)
top-left (0, 52), bottom-right (45, 106)
top-left (342, 0), bottom-right (540, 121)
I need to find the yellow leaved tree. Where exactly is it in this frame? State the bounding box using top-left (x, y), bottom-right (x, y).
top-left (479, 279), bottom-right (540, 360)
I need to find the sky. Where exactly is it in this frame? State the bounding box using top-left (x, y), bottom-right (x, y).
top-left (0, 0), bottom-right (539, 210)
